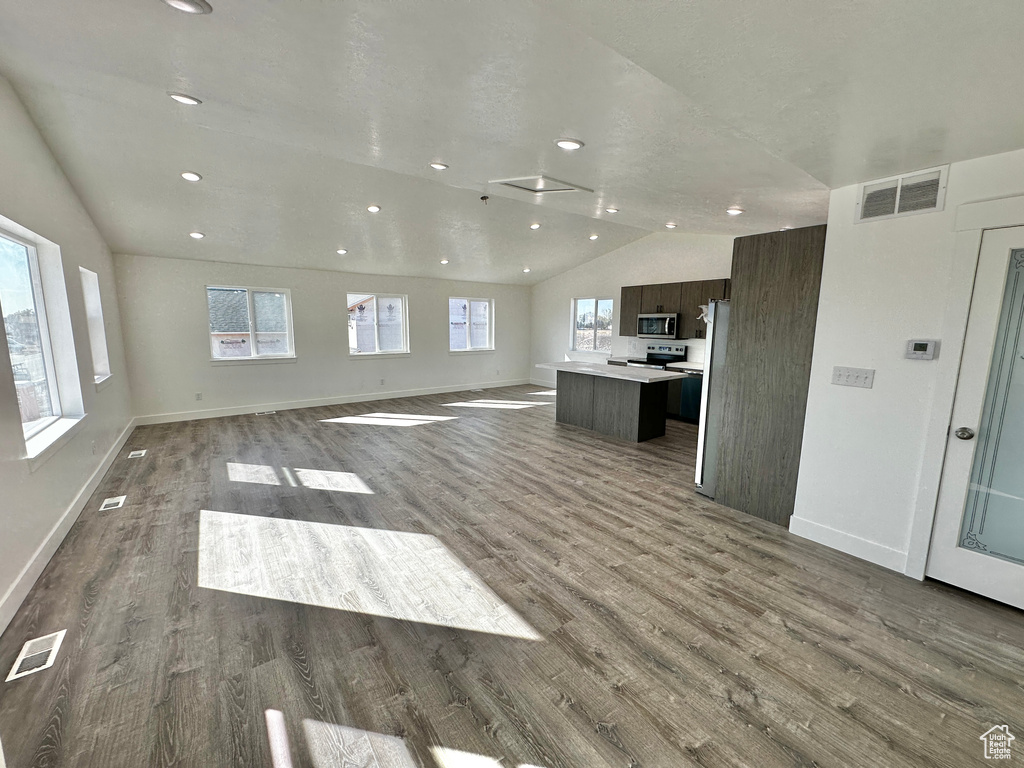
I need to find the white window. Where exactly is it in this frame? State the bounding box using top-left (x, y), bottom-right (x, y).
top-left (207, 286), bottom-right (294, 360)
top-left (348, 294), bottom-right (409, 355)
top-left (572, 297), bottom-right (614, 352)
top-left (1, 231), bottom-right (63, 438)
top-left (449, 297), bottom-right (493, 351)
top-left (79, 268), bottom-right (111, 383)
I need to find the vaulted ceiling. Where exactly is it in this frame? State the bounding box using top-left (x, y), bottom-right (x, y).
top-left (1, 1), bottom-right (1021, 283)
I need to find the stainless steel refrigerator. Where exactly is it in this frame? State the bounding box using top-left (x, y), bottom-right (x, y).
top-left (695, 299), bottom-right (730, 497)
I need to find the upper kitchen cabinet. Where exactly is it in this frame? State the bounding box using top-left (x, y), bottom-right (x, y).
top-left (679, 279), bottom-right (732, 339)
top-left (640, 282), bottom-right (683, 314)
top-left (619, 285), bottom-right (643, 336)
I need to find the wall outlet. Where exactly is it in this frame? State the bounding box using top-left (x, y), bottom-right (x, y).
top-left (195, 392), bottom-right (203, 401)
top-left (380, 378), bottom-right (385, 386)
top-left (832, 366), bottom-right (875, 389)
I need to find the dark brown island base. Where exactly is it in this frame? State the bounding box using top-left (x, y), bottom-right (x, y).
top-left (536, 362), bottom-right (689, 442)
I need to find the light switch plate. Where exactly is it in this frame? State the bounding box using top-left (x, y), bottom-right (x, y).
top-left (832, 366), bottom-right (875, 389)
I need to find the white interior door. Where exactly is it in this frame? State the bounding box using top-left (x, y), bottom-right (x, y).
top-left (926, 226), bottom-right (1024, 608)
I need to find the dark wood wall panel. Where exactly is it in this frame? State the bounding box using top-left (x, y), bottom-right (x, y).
top-left (715, 225), bottom-right (826, 527)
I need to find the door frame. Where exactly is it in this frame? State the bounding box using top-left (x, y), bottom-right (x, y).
top-left (904, 194), bottom-right (1024, 579)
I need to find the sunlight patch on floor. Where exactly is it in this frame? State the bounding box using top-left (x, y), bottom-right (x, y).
top-left (227, 463), bottom-right (374, 494)
top-left (528, 390), bottom-right (557, 396)
top-left (321, 412), bottom-right (458, 427)
top-left (443, 399), bottom-right (551, 410)
top-left (304, 721), bottom-right (417, 768)
top-left (227, 462), bottom-right (281, 486)
top-left (198, 511), bottom-right (541, 640)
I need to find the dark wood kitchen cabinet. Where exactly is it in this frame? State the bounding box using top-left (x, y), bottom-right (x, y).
top-left (640, 282), bottom-right (682, 314)
top-left (620, 278), bottom-right (730, 338)
top-left (618, 285), bottom-right (643, 336)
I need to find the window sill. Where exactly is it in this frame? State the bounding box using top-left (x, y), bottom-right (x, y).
top-left (449, 348), bottom-right (495, 355)
top-left (348, 351), bottom-right (411, 359)
top-left (210, 356), bottom-right (298, 366)
top-left (25, 415), bottom-right (87, 473)
top-left (95, 374), bottom-right (114, 391)
top-left (570, 350), bottom-right (612, 357)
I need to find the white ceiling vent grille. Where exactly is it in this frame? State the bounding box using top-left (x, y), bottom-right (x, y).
top-left (6, 630), bottom-right (66, 681)
top-left (856, 166), bottom-right (948, 223)
top-left (491, 176), bottom-right (594, 195)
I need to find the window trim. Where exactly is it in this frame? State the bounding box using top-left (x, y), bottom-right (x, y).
top-left (448, 296), bottom-right (495, 352)
top-left (79, 267), bottom-right (112, 385)
top-left (570, 296), bottom-right (614, 355)
top-left (206, 284), bottom-right (296, 362)
top-left (1, 227), bottom-right (63, 439)
top-left (347, 293), bottom-right (411, 356)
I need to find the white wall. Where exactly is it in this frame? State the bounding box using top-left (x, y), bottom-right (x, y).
top-left (529, 232), bottom-right (735, 386)
top-left (115, 254), bottom-right (532, 420)
top-left (0, 77), bottom-right (133, 633)
top-left (793, 148), bottom-right (1024, 576)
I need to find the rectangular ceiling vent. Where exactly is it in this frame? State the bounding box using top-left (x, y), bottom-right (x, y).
top-left (856, 166), bottom-right (948, 223)
top-left (6, 630), bottom-right (66, 682)
top-left (491, 175), bottom-right (594, 195)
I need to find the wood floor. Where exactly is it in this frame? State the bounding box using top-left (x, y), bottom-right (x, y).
top-left (1, 385), bottom-right (1022, 767)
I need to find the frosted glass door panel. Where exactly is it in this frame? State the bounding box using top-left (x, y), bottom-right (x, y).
top-left (958, 249), bottom-right (1024, 565)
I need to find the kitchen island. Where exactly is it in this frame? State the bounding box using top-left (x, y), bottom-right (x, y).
top-left (535, 361), bottom-right (689, 442)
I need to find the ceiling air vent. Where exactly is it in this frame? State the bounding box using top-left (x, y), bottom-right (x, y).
top-left (491, 176), bottom-right (594, 195)
top-left (856, 166), bottom-right (948, 223)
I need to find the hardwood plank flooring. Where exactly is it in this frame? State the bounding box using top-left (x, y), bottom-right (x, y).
top-left (1, 384), bottom-right (1023, 768)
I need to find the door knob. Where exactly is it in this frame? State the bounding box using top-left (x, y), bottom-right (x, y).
top-left (954, 427), bottom-right (976, 440)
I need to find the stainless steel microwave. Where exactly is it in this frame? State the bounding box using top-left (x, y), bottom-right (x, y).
top-left (637, 313), bottom-right (679, 339)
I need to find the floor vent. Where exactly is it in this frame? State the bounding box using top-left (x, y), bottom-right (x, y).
top-left (490, 175), bottom-right (593, 195)
top-left (255, 411), bottom-right (277, 416)
top-left (5, 630), bottom-right (66, 682)
top-left (856, 165), bottom-right (947, 223)
top-left (128, 449), bottom-right (147, 458)
top-left (99, 495), bottom-right (126, 511)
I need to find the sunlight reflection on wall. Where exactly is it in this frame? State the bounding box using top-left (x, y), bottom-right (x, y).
top-left (198, 511), bottom-right (540, 640)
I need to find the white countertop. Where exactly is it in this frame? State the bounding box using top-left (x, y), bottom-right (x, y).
top-left (536, 361), bottom-right (689, 383)
top-left (607, 357), bottom-right (704, 373)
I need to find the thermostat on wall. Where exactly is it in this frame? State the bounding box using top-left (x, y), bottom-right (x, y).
top-left (906, 339), bottom-right (939, 360)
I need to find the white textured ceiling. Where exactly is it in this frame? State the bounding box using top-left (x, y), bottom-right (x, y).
top-left (0, 1), bottom-right (1019, 283)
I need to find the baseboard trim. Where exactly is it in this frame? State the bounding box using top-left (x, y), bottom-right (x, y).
top-left (0, 418), bottom-right (137, 636)
top-left (134, 379), bottom-right (532, 425)
top-left (789, 516), bottom-right (908, 573)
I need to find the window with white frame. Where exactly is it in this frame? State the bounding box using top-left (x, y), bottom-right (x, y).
top-left (79, 268), bottom-right (111, 383)
top-left (0, 231), bottom-right (62, 437)
top-left (572, 297), bottom-right (614, 352)
top-left (207, 286), bottom-right (294, 360)
top-left (347, 294), bottom-right (409, 355)
top-left (449, 297), bottom-right (493, 351)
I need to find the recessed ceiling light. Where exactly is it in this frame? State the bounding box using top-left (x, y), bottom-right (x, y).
top-left (429, 162), bottom-right (449, 171)
top-left (726, 206), bottom-right (744, 216)
top-left (529, 223), bottom-right (541, 230)
top-left (180, 171), bottom-right (202, 182)
top-left (160, 0), bottom-right (213, 14)
top-left (665, 223), bottom-right (677, 229)
top-left (555, 138), bottom-right (584, 151)
top-left (336, 249), bottom-right (347, 255)
top-left (189, 231), bottom-right (205, 239)
top-left (522, 268), bottom-right (531, 273)
top-left (605, 207), bottom-right (618, 214)
top-left (589, 234), bottom-right (599, 240)
top-left (440, 259), bottom-right (449, 265)
top-left (367, 205), bottom-right (381, 213)
top-left (168, 92), bottom-right (202, 106)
